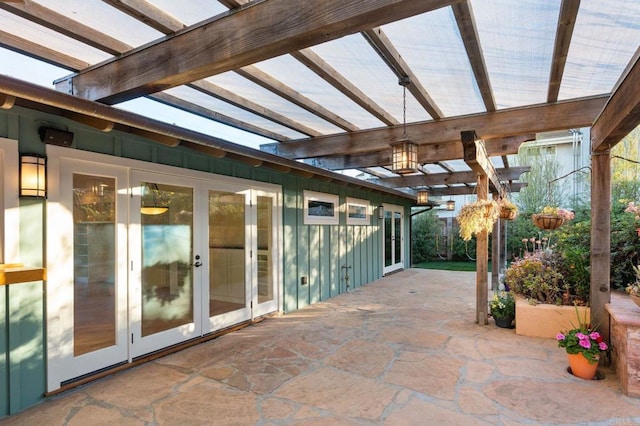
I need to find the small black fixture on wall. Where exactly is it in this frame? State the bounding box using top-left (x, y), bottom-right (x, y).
top-left (38, 127), bottom-right (74, 147)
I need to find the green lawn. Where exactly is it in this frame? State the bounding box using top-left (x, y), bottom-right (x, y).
top-left (413, 260), bottom-right (492, 272)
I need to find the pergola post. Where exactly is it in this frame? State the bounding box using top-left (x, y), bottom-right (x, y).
top-left (476, 173), bottom-right (489, 324)
top-left (491, 194), bottom-right (500, 291)
top-left (590, 151), bottom-right (611, 342)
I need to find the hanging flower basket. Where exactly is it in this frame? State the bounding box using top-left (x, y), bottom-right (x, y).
top-left (498, 198), bottom-right (518, 221)
top-left (532, 213), bottom-right (564, 230)
top-left (456, 199), bottom-right (499, 241)
top-left (532, 206), bottom-right (575, 230)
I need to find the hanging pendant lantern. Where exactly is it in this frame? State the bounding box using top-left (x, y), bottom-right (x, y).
top-left (446, 199), bottom-right (456, 211)
top-left (416, 189), bottom-right (429, 205)
top-left (390, 76), bottom-right (418, 174)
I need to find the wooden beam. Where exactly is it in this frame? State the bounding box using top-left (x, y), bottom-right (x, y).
top-left (547, 0), bottom-right (580, 102)
top-left (0, 93), bottom-right (15, 109)
top-left (235, 65), bottom-right (359, 132)
top-left (58, 0), bottom-right (452, 104)
top-left (130, 128), bottom-right (180, 147)
top-left (262, 97), bottom-right (607, 158)
top-left (591, 48), bottom-right (640, 151)
top-left (293, 134), bottom-right (533, 168)
top-left (462, 130), bottom-right (506, 199)
top-left (291, 49), bottom-right (399, 126)
top-left (369, 166), bottom-right (530, 187)
top-left (63, 111), bottom-right (114, 132)
top-left (421, 182), bottom-right (526, 196)
top-left (452, 0), bottom-right (495, 112)
top-left (590, 151), bottom-right (611, 342)
top-left (362, 27), bottom-right (443, 119)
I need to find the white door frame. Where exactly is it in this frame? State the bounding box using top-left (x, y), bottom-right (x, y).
top-left (382, 203), bottom-right (404, 275)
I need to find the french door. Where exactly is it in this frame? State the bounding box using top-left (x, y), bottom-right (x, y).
top-left (382, 204), bottom-right (404, 275)
top-left (47, 157), bottom-right (280, 390)
top-left (47, 160), bottom-right (129, 391)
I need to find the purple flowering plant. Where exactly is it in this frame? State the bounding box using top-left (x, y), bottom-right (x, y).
top-left (556, 305), bottom-right (608, 364)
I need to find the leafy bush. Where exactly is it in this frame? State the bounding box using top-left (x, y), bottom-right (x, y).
top-left (503, 250), bottom-right (570, 305)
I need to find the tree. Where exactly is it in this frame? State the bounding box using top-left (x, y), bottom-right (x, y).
top-left (513, 146), bottom-right (566, 213)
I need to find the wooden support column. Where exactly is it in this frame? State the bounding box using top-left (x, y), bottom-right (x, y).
top-left (491, 195), bottom-right (500, 291)
top-left (476, 173), bottom-right (489, 324)
top-left (462, 130), bottom-right (501, 325)
top-left (590, 151), bottom-right (611, 342)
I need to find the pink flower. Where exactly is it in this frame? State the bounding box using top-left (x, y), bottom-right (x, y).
top-left (590, 332), bottom-right (600, 340)
top-left (575, 332), bottom-right (586, 340)
top-left (599, 342), bottom-right (608, 351)
top-left (579, 339), bottom-right (591, 349)
top-left (556, 333), bottom-right (565, 341)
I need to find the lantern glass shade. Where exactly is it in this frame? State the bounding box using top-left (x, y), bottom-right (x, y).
top-left (140, 183), bottom-right (169, 215)
top-left (446, 199), bottom-right (456, 211)
top-left (391, 140), bottom-right (417, 174)
top-left (416, 190), bottom-right (429, 205)
top-left (20, 154), bottom-right (47, 198)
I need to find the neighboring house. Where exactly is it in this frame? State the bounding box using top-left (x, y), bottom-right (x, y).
top-left (0, 93), bottom-right (413, 416)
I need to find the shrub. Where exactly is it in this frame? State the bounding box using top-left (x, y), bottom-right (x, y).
top-left (503, 250), bottom-right (570, 305)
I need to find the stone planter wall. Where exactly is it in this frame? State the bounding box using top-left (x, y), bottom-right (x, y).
top-left (515, 297), bottom-right (590, 339)
top-left (606, 293), bottom-right (640, 398)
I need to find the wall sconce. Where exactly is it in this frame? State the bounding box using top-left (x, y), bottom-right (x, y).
top-left (378, 205), bottom-right (384, 220)
top-left (446, 199), bottom-right (456, 211)
top-left (391, 140), bottom-right (418, 174)
top-left (416, 190), bottom-right (429, 205)
top-left (140, 183), bottom-right (168, 215)
top-left (19, 153), bottom-right (47, 198)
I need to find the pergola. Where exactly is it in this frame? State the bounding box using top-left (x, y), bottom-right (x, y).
top-left (0, 0), bottom-right (639, 333)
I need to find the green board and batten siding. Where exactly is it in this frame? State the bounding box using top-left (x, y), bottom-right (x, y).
top-left (0, 105), bottom-right (411, 417)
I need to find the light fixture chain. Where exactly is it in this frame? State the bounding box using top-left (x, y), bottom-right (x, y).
top-left (402, 84), bottom-right (407, 138)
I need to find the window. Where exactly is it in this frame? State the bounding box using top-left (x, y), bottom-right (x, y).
top-left (346, 197), bottom-right (370, 225)
top-left (303, 191), bottom-right (339, 225)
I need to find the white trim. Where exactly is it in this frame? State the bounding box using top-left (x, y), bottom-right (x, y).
top-left (0, 138), bottom-right (20, 263)
top-left (303, 190), bottom-right (339, 225)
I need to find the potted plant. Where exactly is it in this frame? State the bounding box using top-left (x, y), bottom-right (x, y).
top-left (626, 264), bottom-right (640, 308)
top-left (532, 206), bottom-right (575, 230)
top-left (556, 306), bottom-right (608, 380)
top-left (498, 198), bottom-right (518, 220)
top-left (489, 291), bottom-right (515, 328)
top-left (456, 199), bottom-right (499, 241)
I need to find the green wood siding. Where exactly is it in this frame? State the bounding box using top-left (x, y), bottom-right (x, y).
top-left (0, 105), bottom-right (412, 418)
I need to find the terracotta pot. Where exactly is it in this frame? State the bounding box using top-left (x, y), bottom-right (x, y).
top-left (567, 353), bottom-right (598, 380)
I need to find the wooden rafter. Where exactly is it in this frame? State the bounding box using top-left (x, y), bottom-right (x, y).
top-left (102, 0), bottom-right (186, 34)
top-left (57, 0), bottom-right (452, 104)
top-left (0, 30), bottom-right (89, 71)
top-left (547, 0), bottom-right (580, 102)
top-left (0, 1), bottom-right (130, 55)
top-left (235, 66), bottom-right (359, 132)
top-left (362, 27), bottom-right (443, 119)
top-left (369, 166), bottom-right (530, 187)
top-left (150, 92), bottom-right (291, 142)
top-left (452, 0), bottom-right (495, 112)
top-left (291, 49), bottom-right (398, 126)
top-left (591, 47), bottom-right (640, 151)
top-left (262, 96), bottom-right (605, 158)
top-left (189, 80), bottom-right (322, 137)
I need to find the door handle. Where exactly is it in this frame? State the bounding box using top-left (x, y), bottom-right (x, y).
top-left (193, 254), bottom-right (202, 267)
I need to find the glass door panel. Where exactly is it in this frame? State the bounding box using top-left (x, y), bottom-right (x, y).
top-left (257, 195), bottom-right (273, 304)
top-left (141, 183), bottom-right (194, 337)
top-left (208, 191), bottom-right (246, 317)
top-left (73, 174), bottom-right (116, 356)
top-left (382, 205), bottom-right (404, 275)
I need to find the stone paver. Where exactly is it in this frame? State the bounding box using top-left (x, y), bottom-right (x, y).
top-left (4, 269), bottom-right (640, 425)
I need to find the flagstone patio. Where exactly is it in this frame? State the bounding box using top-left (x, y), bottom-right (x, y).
top-left (4, 269), bottom-right (640, 425)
